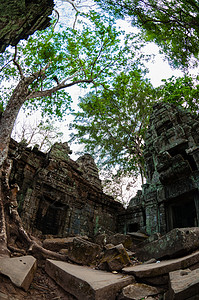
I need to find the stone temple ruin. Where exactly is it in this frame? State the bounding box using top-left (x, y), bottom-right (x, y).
top-left (5, 102), bottom-right (199, 299)
top-left (7, 102), bottom-right (199, 238)
top-left (119, 102), bottom-right (199, 236)
top-left (9, 139), bottom-right (123, 238)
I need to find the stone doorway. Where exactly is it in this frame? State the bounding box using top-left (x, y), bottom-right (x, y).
top-left (127, 222), bottom-right (140, 233)
top-left (165, 191), bottom-right (198, 232)
top-left (35, 197), bottom-right (68, 235)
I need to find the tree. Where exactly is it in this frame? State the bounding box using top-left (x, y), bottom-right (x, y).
top-left (157, 75), bottom-right (199, 112)
top-left (70, 71), bottom-right (199, 188)
top-left (94, 0), bottom-right (199, 68)
top-left (12, 117), bottom-right (64, 152)
top-left (70, 69), bottom-right (156, 184)
top-left (0, 11), bottom-right (138, 166)
top-left (0, 11), bottom-right (140, 257)
top-left (101, 170), bottom-right (139, 207)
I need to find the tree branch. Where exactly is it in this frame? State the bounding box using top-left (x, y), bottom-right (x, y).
top-left (13, 46), bottom-right (24, 79)
top-left (0, 59), bottom-right (13, 73)
top-left (26, 78), bottom-right (93, 100)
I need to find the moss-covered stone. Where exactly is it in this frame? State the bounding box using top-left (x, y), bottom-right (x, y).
top-left (0, 0), bottom-right (54, 52)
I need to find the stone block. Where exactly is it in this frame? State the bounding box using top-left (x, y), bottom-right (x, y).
top-left (98, 244), bottom-right (131, 271)
top-left (43, 237), bottom-right (74, 252)
top-left (95, 234), bottom-right (135, 250)
top-left (0, 256), bottom-right (37, 291)
top-left (122, 249), bottom-right (199, 279)
top-left (45, 259), bottom-right (134, 300)
top-left (117, 283), bottom-right (160, 300)
top-left (165, 268), bottom-right (199, 300)
top-left (107, 234), bottom-right (134, 250)
top-left (68, 237), bottom-right (101, 266)
top-left (137, 228), bottom-right (199, 261)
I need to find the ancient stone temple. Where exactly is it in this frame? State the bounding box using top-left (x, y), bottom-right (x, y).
top-left (118, 102), bottom-right (199, 236)
top-left (8, 140), bottom-right (123, 237)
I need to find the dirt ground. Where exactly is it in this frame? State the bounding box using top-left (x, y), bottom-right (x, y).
top-left (0, 263), bottom-right (77, 300)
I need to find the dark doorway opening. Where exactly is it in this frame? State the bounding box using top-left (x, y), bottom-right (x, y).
top-left (128, 223), bottom-right (140, 232)
top-left (35, 196), bottom-right (68, 235)
top-left (166, 191), bottom-right (198, 232)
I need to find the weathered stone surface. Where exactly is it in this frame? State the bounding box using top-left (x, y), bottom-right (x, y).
top-left (118, 103), bottom-right (199, 236)
top-left (95, 233), bottom-right (135, 250)
top-left (143, 274), bottom-right (168, 286)
top-left (98, 244), bottom-right (131, 271)
top-left (108, 234), bottom-right (134, 250)
top-left (127, 232), bottom-right (148, 246)
top-left (43, 237), bottom-right (74, 252)
top-left (165, 268), bottom-right (199, 300)
top-left (68, 237), bottom-right (101, 266)
top-left (118, 283), bottom-right (159, 300)
top-left (8, 139), bottom-right (124, 238)
top-left (45, 259), bottom-right (134, 300)
top-left (76, 154), bottom-right (102, 190)
top-left (0, 0), bottom-right (54, 52)
top-left (122, 249), bottom-right (199, 279)
top-left (137, 228), bottom-right (199, 261)
top-left (0, 256), bottom-right (37, 291)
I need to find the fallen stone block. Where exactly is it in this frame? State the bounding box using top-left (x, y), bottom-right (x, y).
top-left (117, 283), bottom-right (160, 300)
top-left (68, 237), bottom-right (101, 266)
top-left (43, 237), bottom-right (74, 252)
top-left (0, 255), bottom-right (37, 291)
top-left (137, 228), bottom-right (199, 261)
top-left (95, 233), bottom-right (135, 250)
top-left (122, 249), bottom-right (199, 279)
top-left (107, 234), bottom-right (134, 250)
top-left (98, 244), bottom-right (131, 271)
top-left (165, 268), bottom-right (199, 300)
top-left (94, 233), bottom-right (108, 247)
top-left (142, 274), bottom-right (168, 286)
top-left (45, 259), bottom-right (134, 300)
top-left (127, 232), bottom-right (148, 246)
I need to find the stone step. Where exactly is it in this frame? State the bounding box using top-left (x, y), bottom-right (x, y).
top-left (45, 259), bottom-right (134, 300)
top-left (166, 268), bottom-right (199, 300)
top-left (122, 249), bottom-right (199, 279)
top-left (0, 256), bottom-right (37, 291)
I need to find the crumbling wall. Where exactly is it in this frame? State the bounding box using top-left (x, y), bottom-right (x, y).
top-left (9, 140), bottom-right (124, 237)
top-left (120, 103), bottom-right (199, 235)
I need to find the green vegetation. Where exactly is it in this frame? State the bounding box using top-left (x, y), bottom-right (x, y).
top-left (0, 11), bottom-right (142, 166)
top-left (94, 0), bottom-right (199, 69)
top-left (70, 69), bottom-right (156, 183)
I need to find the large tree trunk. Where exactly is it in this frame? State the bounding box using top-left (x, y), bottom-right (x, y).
top-left (0, 79), bottom-right (30, 167)
top-left (0, 79), bottom-right (30, 256)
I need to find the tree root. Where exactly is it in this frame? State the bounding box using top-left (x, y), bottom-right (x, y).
top-left (0, 161), bottom-right (68, 261)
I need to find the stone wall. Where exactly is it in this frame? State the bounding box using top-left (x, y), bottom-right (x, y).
top-left (9, 139), bottom-right (124, 237)
top-left (0, 0), bottom-right (54, 52)
top-left (119, 103), bottom-right (199, 236)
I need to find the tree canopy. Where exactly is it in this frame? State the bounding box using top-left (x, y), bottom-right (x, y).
top-left (94, 0), bottom-right (199, 68)
top-left (0, 11), bottom-right (137, 117)
top-left (70, 69), bottom-right (156, 183)
top-left (157, 75), bottom-right (199, 112)
top-left (70, 71), bottom-right (199, 183)
top-left (0, 10), bottom-right (142, 166)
